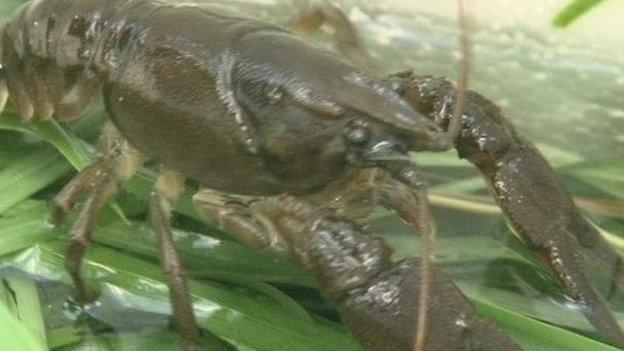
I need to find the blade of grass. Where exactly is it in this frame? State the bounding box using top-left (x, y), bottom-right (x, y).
top-left (0, 201), bottom-right (56, 257)
top-left (0, 116), bottom-right (134, 224)
top-left (564, 159), bottom-right (624, 201)
top-left (93, 221), bottom-right (315, 286)
top-left (4, 243), bottom-right (365, 351)
top-left (430, 176), bottom-right (487, 194)
top-left (0, 300), bottom-right (47, 351)
top-left (0, 273), bottom-right (47, 348)
top-left (47, 326), bottom-right (84, 350)
top-left (52, 330), bottom-right (202, 351)
top-left (93, 220), bottom-right (316, 320)
top-left (7, 236), bottom-right (621, 351)
top-left (1, 201), bottom-right (316, 324)
top-left (0, 148), bottom-right (72, 214)
top-left (553, 0), bottom-right (609, 28)
top-left (475, 298), bottom-right (621, 351)
top-left (0, 112), bottom-right (91, 170)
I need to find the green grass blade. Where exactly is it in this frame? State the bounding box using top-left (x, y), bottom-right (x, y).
top-left (562, 157), bottom-right (624, 201)
top-left (0, 148), bottom-right (71, 214)
top-left (0, 114), bottom-right (134, 223)
top-left (553, 0), bottom-right (609, 27)
top-left (431, 176), bottom-right (486, 194)
top-left (0, 274), bottom-right (47, 348)
top-left (53, 330), bottom-right (253, 351)
top-left (0, 286), bottom-right (47, 351)
top-left (4, 243), bottom-right (365, 351)
top-left (47, 326), bottom-right (84, 350)
top-left (93, 221), bottom-right (314, 286)
top-left (53, 332), bottom-right (176, 351)
top-left (0, 201), bottom-right (55, 256)
top-left (0, 112), bottom-right (91, 170)
top-left (475, 298), bottom-right (621, 351)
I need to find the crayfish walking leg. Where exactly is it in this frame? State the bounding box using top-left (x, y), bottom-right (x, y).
top-left (55, 127), bottom-right (228, 351)
top-left (150, 171), bottom-right (229, 351)
top-left (289, 2), bottom-right (372, 70)
top-left (55, 122), bottom-right (144, 303)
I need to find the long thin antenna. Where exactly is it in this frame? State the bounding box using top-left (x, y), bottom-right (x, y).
top-left (446, 0), bottom-right (471, 141)
top-left (413, 1), bottom-right (470, 350)
top-left (412, 191), bottom-right (436, 351)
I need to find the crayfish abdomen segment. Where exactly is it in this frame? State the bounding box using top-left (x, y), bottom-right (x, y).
top-left (0, 0), bottom-right (121, 120)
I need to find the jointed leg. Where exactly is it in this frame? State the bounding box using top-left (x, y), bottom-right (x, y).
top-left (53, 122), bottom-right (129, 223)
top-left (65, 173), bottom-right (117, 303)
top-left (289, 2), bottom-right (372, 69)
top-left (53, 158), bottom-right (105, 225)
top-left (193, 189), bottom-right (295, 263)
top-left (59, 123), bottom-right (144, 303)
top-left (196, 194), bottom-right (324, 261)
top-left (151, 173), bottom-right (228, 351)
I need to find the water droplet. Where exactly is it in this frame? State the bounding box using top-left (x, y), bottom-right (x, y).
top-left (455, 318), bottom-right (468, 328)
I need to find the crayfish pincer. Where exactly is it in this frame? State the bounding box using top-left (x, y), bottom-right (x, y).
top-left (304, 216), bottom-right (524, 351)
top-left (210, 194), bottom-right (525, 351)
top-left (0, 0), bottom-right (623, 350)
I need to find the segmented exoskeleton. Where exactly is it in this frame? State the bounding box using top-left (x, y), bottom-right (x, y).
top-left (1, 1), bottom-right (623, 351)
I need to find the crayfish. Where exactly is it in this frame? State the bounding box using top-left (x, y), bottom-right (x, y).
top-left (0, 1), bottom-right (622, 350)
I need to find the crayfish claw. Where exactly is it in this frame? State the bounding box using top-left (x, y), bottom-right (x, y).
top-left (297, 213), bottom-right (524, 351)
top-left (391, 71), bottom-right (624, 348)
top-left (471, 133), bottom-right (624, 347)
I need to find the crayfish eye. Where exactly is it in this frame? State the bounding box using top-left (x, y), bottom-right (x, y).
top-left (343, 119), bottom-right (372, 146)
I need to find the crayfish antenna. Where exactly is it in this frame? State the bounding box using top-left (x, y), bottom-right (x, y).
top-left (412, 191), bottom-right (437, 351)
top-left (448, 0), bottom-right (471, 141)
top-left (413, 1), bottom-right (471, 351)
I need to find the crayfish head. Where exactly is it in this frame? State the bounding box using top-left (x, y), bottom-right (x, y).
top-left (232, 30), bottom-right (454, 162)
